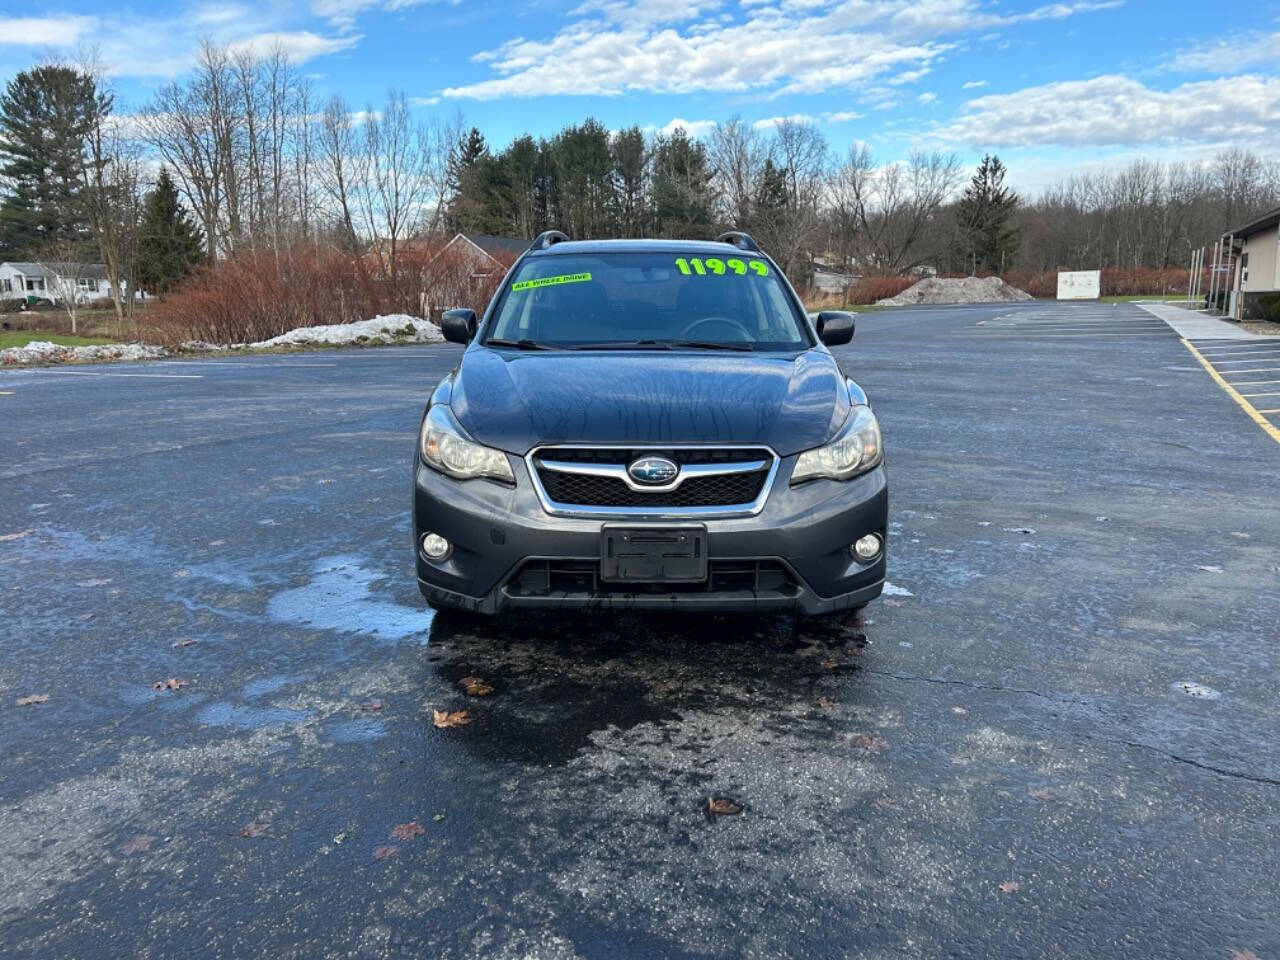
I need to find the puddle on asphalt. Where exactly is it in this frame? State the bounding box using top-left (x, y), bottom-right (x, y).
top-left (325, 717), bottom-right (388, 743)
top-left (196, 701), bottom-right (312, 729)
top-left (242, 674), bottom-right (299, 698)
top-left (266, 555), bottom-right (433, 643)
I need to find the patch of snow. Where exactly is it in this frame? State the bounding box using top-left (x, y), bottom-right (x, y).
top-left (882, 582), bottom-right (914, 596)
top-left (0, 340), bottom-right (168, 366)
top-left (877, 276), bottom-right (1033, 306)
top-left (248, 314), bottom-right (443, 349)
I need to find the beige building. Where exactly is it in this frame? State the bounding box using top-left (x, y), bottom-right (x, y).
top-left (1227, 206), bottom-right (1280, 318)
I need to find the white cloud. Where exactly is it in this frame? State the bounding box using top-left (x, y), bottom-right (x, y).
top-left (0, 16), bottom-right (97, 47)
top-left (940, 73), bottom-right (1280, 147)
top-left (753, 113), bottom-right (817, 129)
top-left (1168, 31), bottom-right (1280, 75)
top-left (570, 0), bottom-right (724, 25)
top-left (442, 0), bottom-right (1118, 101)
top-left (962, 79), bottom-right (987, 89)
top-left (645, 117), bottom-right (718, 138)
top-left (228, 31), bottom-right (362, 62)
top-left (311, 0), bottom-right (455, 30)
top-left (917, 91), bottom-right (938, 103)
top-left (824, 110), bottom-right (864, 123)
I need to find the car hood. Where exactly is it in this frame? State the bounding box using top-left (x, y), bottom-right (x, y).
top-left (448, 348), bottom-right (851, 456)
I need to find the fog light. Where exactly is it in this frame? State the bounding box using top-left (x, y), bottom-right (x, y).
top-left (853, 533), bottom-right (883, 561)
top-left (421, 532), bottom-right (451, 561)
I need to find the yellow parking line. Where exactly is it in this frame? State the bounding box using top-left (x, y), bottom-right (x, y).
top-left (1183, 340), bottom-right (1280, 444)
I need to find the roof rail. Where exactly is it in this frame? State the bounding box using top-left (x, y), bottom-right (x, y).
top-left (530, 230), bottom-right (570, 251)
top-left (714, 231), bottom-right (760, 253)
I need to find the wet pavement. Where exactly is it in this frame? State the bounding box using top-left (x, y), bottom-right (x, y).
top-left (1, 302), bottom-right (1277, 959)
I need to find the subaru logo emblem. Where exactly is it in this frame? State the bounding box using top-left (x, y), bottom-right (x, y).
top-left (628, 456), bottom-right (679, 485)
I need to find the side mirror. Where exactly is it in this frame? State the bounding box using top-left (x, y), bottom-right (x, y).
top-left (815, 311), bottom-right (855, 346)
top-left (441, 308), bottom-right (477, 345)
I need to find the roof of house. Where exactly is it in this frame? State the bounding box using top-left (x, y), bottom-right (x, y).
top-left (1, 261), bottom-right (108, 279)
top-left (1225, 205), bottom-right (1280, 241)
top-left (464, 234), bottom-right (528, 260)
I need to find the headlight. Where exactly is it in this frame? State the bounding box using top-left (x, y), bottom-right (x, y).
top-left (419, 405), bottom-right (515, 483)
top-left (791, 405), bottom-right (882, 483)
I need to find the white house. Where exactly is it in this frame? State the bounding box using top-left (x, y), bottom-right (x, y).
top-left (0, 262), bottom-right (111, 304)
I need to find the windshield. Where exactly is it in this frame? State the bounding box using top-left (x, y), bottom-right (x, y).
top-left (483, 251), bottom-right (811, 350)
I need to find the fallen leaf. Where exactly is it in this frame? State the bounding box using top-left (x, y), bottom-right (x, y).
top-left (432, 709), bottom-right (471, 729)
top-left (173, 569), bottom-right (190, 578)
top-left (16, 693), bottom-right (49, 706)
top-left (706, 796), bottom-right (743, 822)
top-left (819, 658), bottom-right (839, 670)
top-left (459, 676), bottom-right (494, 697)
top-left (1003, 526), bottom-right (1036, 535)
top-left (172, 637), bottom-right (200, 648)
top-left (854, 734), bottom-right (889, 753)
top-left (372, 844), bottom-right (399, 861)
top-left (1229, 950), bottom-right (1261, 960)
top-left (208, 539), bottom-right (227, 546)
top-left (816, 697), bottom-right (835, 710)
top-left (118, 834), bottom-right (156, 854)
top-left (432, 813), bottom-right (445, 822)
top-left (241, 820), bottom-right (270, 838)
top-left (153, 677), bottom-right (187, 691)
top-left (997, 880), bottom-right (1020, 894)
top-left (357, 698), bottom-right (385, 713)
top-left (390, 821), bottom-right (425, 841)
top-left (1196, 565), bottom-right (1224, 574)
top-left (317, 478), bottom-right (335, 485)
top-left (1229, 532), bottom-right (1250, 540)
top-left (0, 529), bottom-right (34, 541)
top-left (77, 577), bottom-right (113, 587)
top-left (951, 706), bottom-right (967, 715)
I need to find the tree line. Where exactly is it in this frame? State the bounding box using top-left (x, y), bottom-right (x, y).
top-left (2, 41), bottom-right (1278, 321)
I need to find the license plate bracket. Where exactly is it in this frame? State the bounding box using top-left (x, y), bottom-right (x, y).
top-left (600, 525), bottom-right (707, 583)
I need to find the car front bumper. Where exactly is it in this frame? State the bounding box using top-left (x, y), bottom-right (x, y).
top-left (413, 455), bottom-right (888, 616)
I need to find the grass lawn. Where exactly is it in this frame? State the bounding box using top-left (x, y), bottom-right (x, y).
top-left (0, 330), bottom-right (118, 349)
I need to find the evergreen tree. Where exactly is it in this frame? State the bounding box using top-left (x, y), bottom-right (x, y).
top-left (136, 168), bottom-right (204, 295)
top-left (651, 129), bottom-right (714, 239)
top-left (955, 154), bottom-right (1019, 274)
top-left (0, 64), bottom-right (107, 256)
top-left (446, 127), bottom-right (490, 230)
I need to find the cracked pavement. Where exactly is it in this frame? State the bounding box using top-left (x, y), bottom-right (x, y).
top-left (1, 302), bottom-right (1277, 958)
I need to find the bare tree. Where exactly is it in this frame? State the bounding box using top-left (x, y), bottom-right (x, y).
top-left (36, 242), bottom-right (98, 333)
top-left (708, 117), bottom-right (765, 229)
top-left (357, 92), bottom-right (429, 276)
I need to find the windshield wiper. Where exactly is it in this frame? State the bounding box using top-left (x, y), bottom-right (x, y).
top-left (486, 338), bottom-right (561, 351)
top-left (568, 339), bottom-right (753, 352)
top-left (664, 339), bottom-right (754, 351)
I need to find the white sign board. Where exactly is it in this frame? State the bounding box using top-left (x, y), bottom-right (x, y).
top-left (1057, 270), bottom-right (1101, 300)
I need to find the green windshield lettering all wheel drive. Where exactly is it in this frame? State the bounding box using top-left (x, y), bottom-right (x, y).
top-left (511, 272), bottom-right (593, 292)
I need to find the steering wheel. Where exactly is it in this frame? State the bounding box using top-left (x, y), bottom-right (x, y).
top-left (681, 316), bottom-right (753, 342)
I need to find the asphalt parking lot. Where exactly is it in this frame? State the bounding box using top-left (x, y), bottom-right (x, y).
top-left (2, 301), bottom-right (1277, 959)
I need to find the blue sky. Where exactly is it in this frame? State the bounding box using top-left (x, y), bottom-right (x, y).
top-left (3, 0), bottom-right (1278, 190)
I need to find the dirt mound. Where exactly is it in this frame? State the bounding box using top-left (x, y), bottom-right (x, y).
top-left (876, 276), bottom-right (1033, 306)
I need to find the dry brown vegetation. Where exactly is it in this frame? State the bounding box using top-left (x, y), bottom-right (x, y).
top-left (137, 243), bottom-right (509, 346)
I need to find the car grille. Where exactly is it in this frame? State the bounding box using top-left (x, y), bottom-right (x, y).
top-left (530, 445), bottom-right (776, 513)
